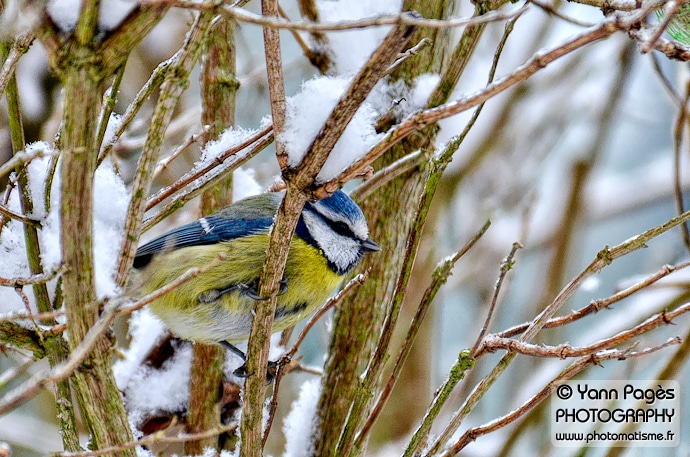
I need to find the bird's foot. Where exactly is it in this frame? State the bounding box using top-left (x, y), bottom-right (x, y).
top-left (198, 278), bottom-right (288, 303)
top-left (220, 341), bottom-right (280, 381)
top-left (239, 277), bottom-right (289, 301)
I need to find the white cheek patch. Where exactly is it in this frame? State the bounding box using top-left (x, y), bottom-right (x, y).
top-left (312, 202), bottom-right (370, 241)
top-left (302, 211), bottom-right (362, 273)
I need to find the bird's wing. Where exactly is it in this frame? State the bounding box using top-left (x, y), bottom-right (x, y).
top-left (134, 193), bottom-right (281, 268)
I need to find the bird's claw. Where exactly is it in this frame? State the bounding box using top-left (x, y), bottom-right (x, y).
top-left (198, 278), bottom-right (288, 303)
top-left (240, 277), bottom-right (289, 301)
top-left (232, 360), bottom-right (279, 381)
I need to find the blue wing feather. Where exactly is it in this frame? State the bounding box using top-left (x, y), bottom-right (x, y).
top-left (134, 193), bottom-right (282, 268)
top-left (136, 216), bottom-right (273, 255)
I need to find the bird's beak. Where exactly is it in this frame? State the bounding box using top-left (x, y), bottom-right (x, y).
top-left (361, 238), bottom-right (380, 252)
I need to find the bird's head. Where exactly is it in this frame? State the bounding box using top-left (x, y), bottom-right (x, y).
top-left (297, 190), bottom-right (379, 275)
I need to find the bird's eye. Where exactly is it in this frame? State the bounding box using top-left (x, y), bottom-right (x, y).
top-left (331, 221), bottom-right (353, 237)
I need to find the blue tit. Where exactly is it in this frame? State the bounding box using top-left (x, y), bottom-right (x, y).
top-left (129, 189), bottom-right (379, 364)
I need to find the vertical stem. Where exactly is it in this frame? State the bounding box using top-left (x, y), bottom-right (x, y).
top-left (1, 38), bottom-right (81, 453)
top-left (314, 1), bottom-right (450, 455)
top-left (185, 14), bottom-right (239, 455)
top-left (262, 0), bottom-right (288, 162)
top-left (60, 66), bottom-right (135, 456)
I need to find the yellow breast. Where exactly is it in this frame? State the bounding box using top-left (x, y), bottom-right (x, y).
top-left (130, 234), bottom-right (343, 343)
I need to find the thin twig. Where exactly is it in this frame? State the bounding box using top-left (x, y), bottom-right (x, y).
top-left (152, 126), bottom-right (211, 179)
top-left (289, 14), bottom-right (418, 189)
top-left (650, 51), bottom-right (682, 106)
top-left (641, 0), bottom-right (686, 53)
top-left (319, 10), bottom-right (643, 196)
top-left (471, 242), bottom-right (522, 356)
top-left (0, 266), bottom-right (65, 287)
top-left (95, 64), bottom-right (127, 154)
top-left (480, 300), bottom-right (690, 357)
top-left (167, 0), bottom-right (530, 32)
top-left (0, 202), bottom-right (40, 226)
top-left (115, 11), bottom-right (216, 286)
top-left (493, 261), bottom-right (690, 341)
top-left (674, 76), bottom-right (690, 253)
top-left (444, 339), bottom-right (682, 455)
top-left (426, 206), bottom-right (690, 455)
top-left (97, 57), bottom-right (171, 164)
top-left (0, 255), bottom-right (226, 415)
top-left (357, 220), bottom-right (491, 449)
top-left (350, 151), bottom-right (425, 201)
top-left (49, 421), bottom-right (238, 457)
top-left (0, 148), bottom-right (54, 180)
top-left (262, 273), bottom-right (367, 445)
top-left (287, 273), bottom-right (367, 359)
top-left (146, 123), bottom-right (272, 210)
top-left (0, 30), bottom-right (34, 98)
top-left (529, 0), bottom-right (595, 27)
top-left (141, 130), bottom-right (273, 231)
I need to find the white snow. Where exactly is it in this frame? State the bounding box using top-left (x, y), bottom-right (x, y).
top-left (317, 0), bottom-right (403, 74)
top-left (114, 310), bottom-right (191, 426)
top-left (282, 75), bottom-right (383, 183)
top-left (282, 378), bottom-right (322, 457)
top-left (47, 0), bottom-right (137, 33)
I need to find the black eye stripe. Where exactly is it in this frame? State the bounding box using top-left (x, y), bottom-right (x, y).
top-left (329, 220), bottom-right (355, 237)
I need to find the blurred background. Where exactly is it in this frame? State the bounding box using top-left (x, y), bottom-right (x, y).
top-left (1, 0), bottom-right (690, 456)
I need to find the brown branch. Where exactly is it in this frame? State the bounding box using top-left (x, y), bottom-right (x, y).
top-left (166, 0), bottom-right (530, 32)
top-left (319, 13), bottom-right (633, 196)
top-left (493, 261), bottom-right (690, 341)
top-left (529, 0), bottom-right (596, 27)
top-left (0, 266), bottom-right (65, 287)
top-left (115, 11), bottom-right (216, 286)
top-left (145, 123), bottom-right (273, 210)
top-left (261, 273), bottom-right (367, 445)
top-left (50, 421), bottom-right (237, 457)
top-left (674, 77), bottom-right (690, 253)
top-left (141, 129), bottom-right (273, 232)
top-left (640, 0), bottom-right (687, 53)
top-left (427, 206), bottom-right (690, 455)
top-left (0, 253), bottom-right (227, 416)
top-left (444, 339), bottom-right (682, 456)
top-left (350, 151), bottom-right (425, 201)
top-left (289, 15), bottom-right (418, 190)
top-left (0, 202), bottom-right (40, 226)
top-left (480, 299), bottom-right (690, 357)
top-left (152, 126), bottom-right (210, 179)
top-left (0, 30), bottom-right (34, 98)
top-left (357, 220), bottom-right (491, 448)
top-left (471, 242), bottom-right (522, 356)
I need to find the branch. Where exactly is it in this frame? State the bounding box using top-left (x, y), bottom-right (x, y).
top-left (262, 273), bottom-right (367, 444)
top-left (358, 220), bottom-right (491, 449)
top-left (263, 0), bottom-right (288, 162)
top-left (241, 16), bottom-right (419, 454)
top-left (320, 12), bottom-right (634, 195)
top-left (145, 123), bottom-right (272, 211)
top-left (115, 11), bottom-right (216, 286)
top-left (444, 340), bottom-right (682, 455)
top-left (426, 206), bottom-right (690, 454)
top-left (493, 261), bottom-right (690, 341)
top-left (470, 242), bottom-right (522, 356)
top-left (0, 255), bottom-right (226, 415)
top-left (141, 128), bottom-right (273, 231)
top-left (480, 298), bottom-right (690, 357)
top-left (0, 267), bottom-right (65, 287)
top-left (0, 30), bottom-right (34, 99)
top-left (167, 0), bottom-right (529, 32)
top-left (50, 421), bottom-right (237, 457)
top-left (289, 14), bottom-right (418, 189)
